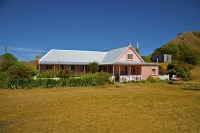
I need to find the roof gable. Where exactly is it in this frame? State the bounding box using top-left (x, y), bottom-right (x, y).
top-left (116, 45), bottom-right (144, 62)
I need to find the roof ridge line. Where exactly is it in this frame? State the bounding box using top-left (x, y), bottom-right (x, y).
top-left (51, 49), bottom-right (107, 53)
top-left (103, 44), bottom-right (129, 52)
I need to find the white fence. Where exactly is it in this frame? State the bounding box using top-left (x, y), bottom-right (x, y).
top-left (119, 75), bottom-right (142, 82)
top-left (34, 77), bottom-right (62, 80)
top-left (158, 75), bottom-right (169, 80)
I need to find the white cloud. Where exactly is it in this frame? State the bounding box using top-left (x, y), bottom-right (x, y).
top-left (10, 47), bottom-right (47, 53)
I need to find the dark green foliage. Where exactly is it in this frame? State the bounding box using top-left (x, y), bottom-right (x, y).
top-left (167, 61), bottom-right (192, 80)
top-left (7, 62), bottom-right (38, 78)
top-left (94, 72), bottom-right (111, 87)
top-left (61, 79), bottom-right (68, 86)
top-left (140, 80), bottom-right (147, 83)
top-left (177, 44), bottom-right (200, 65)
top-left (152, 43), bottom-right (200, 65)
top-left (146, 76), bottom-right (157, 82)
top-left (37, 70), bottom-right (56, 78)
top-left (64, 72), bottom-right (110, 87)
top-left (4, 78), bottom-right (35, 89)
top-left (67, 77), bottom-right (82, 87)
top-left (42, 79), bottom-right (61, 88)
top-left (57, 69), bottom-right (72, 79)
top-left (0, 53), bottom-right (39, 89)
top-left (0, 72), bottom-right (9, 88)
top-left (87, 61), bottom-right (99, 73)
top-left (142, 56), bottom-right (151, 63)
top-left (152, 44), bottom-right (180, 60)
top-left (81, 74), bottom-right (96, 86)
top-left (0, 53), bottom-right (18, 72)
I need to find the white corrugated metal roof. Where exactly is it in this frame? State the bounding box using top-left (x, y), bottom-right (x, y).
top-left (101, 45), bottom-right (127, 63)
top-left (39, 49), bottom-right (107, 64)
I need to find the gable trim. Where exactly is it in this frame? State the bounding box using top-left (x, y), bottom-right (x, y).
top-left (115, 44), bottom-right (144, 62)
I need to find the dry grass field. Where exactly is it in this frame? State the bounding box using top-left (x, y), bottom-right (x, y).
top-left (0, 82), bottom-right (200, 133)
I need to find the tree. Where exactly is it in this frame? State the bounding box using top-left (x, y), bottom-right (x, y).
top-left (167, 61), bottom-right (191, 80)
top-left (142, 56), bottom-right (151, 63)
top-left (152, 44), bottom-right (180, 60)
top-left (87, 61), bottom-right (99, 73)
top-left (7, 62), bottom-right (38, 78)
top-left (0, 53), bottom-right (18, 72)
top-left (177, 44), bottom-right (200, 65)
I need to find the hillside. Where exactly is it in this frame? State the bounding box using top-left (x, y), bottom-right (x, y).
top-left (166, 31), bottom-right (200, 51)
top-left (148, 31), bottom-right (200, 59)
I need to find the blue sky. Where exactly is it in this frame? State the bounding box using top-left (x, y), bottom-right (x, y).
top-left (0, 0), bottom-right (200, 61)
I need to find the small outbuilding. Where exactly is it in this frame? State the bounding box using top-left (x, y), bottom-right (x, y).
top-left (151, 54), bottom-right (171, 63)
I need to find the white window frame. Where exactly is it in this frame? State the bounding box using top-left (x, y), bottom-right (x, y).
top-left (152, 69), bottom-right (156, 75)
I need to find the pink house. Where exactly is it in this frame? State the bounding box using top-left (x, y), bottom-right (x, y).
top-left (38, 44), bottom-right (159, 82)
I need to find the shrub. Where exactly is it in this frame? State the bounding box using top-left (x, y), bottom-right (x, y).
top-left (94, 72), bottom-right (111, 87)
top-left (131, 80), bottom-right (140, 83)
top-left (67, 77), bottom-right (82, 87)
top-left (146, 76), bottom-right (157, 83)
top-left (37, 70), bottom-right (56, 78)
top-left (140, 80), bottom-right (147, 83)
top-left (5, 78), bottom-right (35, 89)
top-left (87, 61), bottom-right (99, 73)
top-left (81, 74), bottom-right (96, 86)
top-left (42, 79), bottom-right (61, 88)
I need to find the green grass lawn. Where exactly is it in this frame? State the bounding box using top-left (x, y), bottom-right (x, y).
top-left (0, 83), bottom-right (200, 133)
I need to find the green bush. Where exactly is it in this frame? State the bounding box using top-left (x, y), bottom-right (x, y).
top-left (81, 74), bottom-right (95, 86)
top-left (94, 72), bottom-right (111, 87)
top-left (37, 70), bottom-right (56, 78)
top-left (140, 80), bottom-right (147, 83)
top-left (4, 78), bottom-right (35, 89)
top-left (146, 76), bottom-right (157, 83)
top-left (67, 77), bottom-right (82, 87)
top-left (87, 61), bottom-right (99, 73)
top-left (42, 79), bottom-right (61, 88)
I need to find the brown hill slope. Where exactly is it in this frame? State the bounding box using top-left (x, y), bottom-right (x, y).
top-left (166, 31), bottom-right (200, 50)
top-left (148, 31), bottom-right (200, 58)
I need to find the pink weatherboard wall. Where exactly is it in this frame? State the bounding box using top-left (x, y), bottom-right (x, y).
top-left (141, 66), bottom-right (159, 80)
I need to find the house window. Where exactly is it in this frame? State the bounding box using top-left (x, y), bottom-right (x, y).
top-left (46, 65), bottom-right (52, 70)
top-left (60, 65), bottom-right (64, 70)
top-left (152, 69), bottom-right (156, 75)
top-left (71, 65), bottom-right (74, 70)
top-left (127, 54), bottom-right (133, 60)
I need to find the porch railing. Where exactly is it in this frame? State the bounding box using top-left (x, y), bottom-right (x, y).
top-left (119, 75), bottom-right (142, 82)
